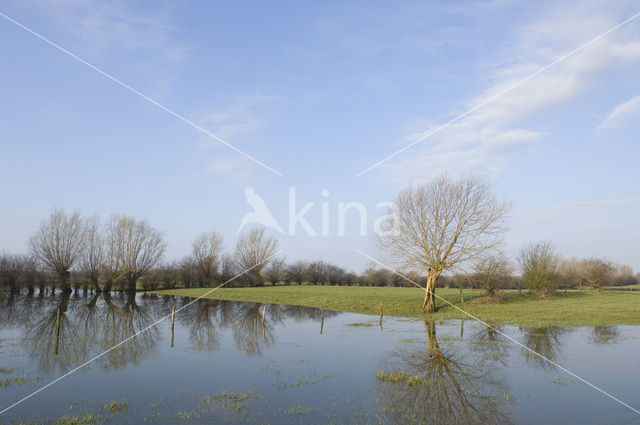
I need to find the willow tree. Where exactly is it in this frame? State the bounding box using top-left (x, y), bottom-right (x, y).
top-left (80, 216), bottom-right (104, 292)
top-left (379, 175), bottom-right (510, 313)
top-left (29, 209), bottom-right (87, 292)
top-left (191, 231), bottom-right (224, 287)
top-left (234, 228), bottom-right (278, 286)
top-left (104, 214), bottom-right (166, 292)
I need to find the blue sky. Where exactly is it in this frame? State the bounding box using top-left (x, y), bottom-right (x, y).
top-left (1, 0), bottom-right (639, 272)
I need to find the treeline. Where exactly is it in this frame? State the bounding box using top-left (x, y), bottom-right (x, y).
top-left (0, 210), bottom-right (637, 294)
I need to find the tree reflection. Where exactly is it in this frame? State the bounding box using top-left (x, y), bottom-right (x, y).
top-left (183, 298), bottom-right (221, 351)
top-left (377, 320), bottom-right (511, 425)
top-left (520, 326), bottom-right (565, 370)
top-left (470, 324), bottom-right (510, 366)
top-left (590, 325), bottom-right (619, 345)
top-left (99, 292), bottom-right (158, 369)
top-left (26, 291), bottom-right (83, 374)
top-left (7, 293), bottom-right (343, 376)
top-left (232, 302), bottom-right (274, 355)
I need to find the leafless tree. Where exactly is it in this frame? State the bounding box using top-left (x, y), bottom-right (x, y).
top-left (518, 241), bottom-right (559, 296)
top-left (470, 252), bottom-right (512, 297)
top-left (264, 258), bottom-right (286, 285)
top-left (286, 260), bottom-right (308, 285)
top-left (29, 209), bottom-right (87, 292)
top-left (378, 175), bottom-right (510, 312)
top-left (582, 258), bottom-right (613, 291)
top-left (80, 216), bottom-right (104, 292)
top-left (191, 231), bottom-right (224, 287)
top-left (103, 214), bottom-right (166, 292)
top-left (612, 264), bottom-right (637, 286)
top-left (234, 228), bottom-right (278, 286)
top-left (558, 257), bottom-right (584, 289)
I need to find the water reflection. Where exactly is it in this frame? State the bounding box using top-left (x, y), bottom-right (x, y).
top-left (377, 320), bottom-right (512, 425)
top-left (1, 293), bottom-right (337, 374)
top-left (590, 325), bottom-right (619, 344)
top-left (520, 326), bottom-right (566, 370)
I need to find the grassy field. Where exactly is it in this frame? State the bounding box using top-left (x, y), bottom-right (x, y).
top-left (151, 285), bottom-right (640, 327)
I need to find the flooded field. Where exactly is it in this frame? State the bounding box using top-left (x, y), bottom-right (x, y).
top-left (0, 292), bottom-right (639, 424)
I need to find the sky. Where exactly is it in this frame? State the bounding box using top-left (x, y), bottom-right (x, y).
top-left (1, 0), bottom-right (639, 273)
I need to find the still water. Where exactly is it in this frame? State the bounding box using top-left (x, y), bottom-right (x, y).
top-left (0, 292), bottom-right (639, 424)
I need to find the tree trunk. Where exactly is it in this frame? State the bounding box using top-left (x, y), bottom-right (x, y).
top-left (422, 270), bottom-right (441, 313)
top-left (59, 271), bottom-right (72, 293)
top-left (91, 278), bottom-right (102, 293)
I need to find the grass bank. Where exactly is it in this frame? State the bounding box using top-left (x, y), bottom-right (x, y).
top-left (151, 286), bottom-right (640, 327)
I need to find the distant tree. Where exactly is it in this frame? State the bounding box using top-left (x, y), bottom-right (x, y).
top-left (612, 264), bottom-right (636, 286)
top-left (378, 175), bottom-right (510, 312)
top-left (582, 258), bottom-right (613, 291)
top-left (470, 252), bottom-right (512, 297)
top-left (104, 215), bottom-right (126, 291)
top-left (264, 258), bottom-right (286, 285)
top-left (286, 260), bottom-right (308, 285)
top-left (29, 209), bottom-right (87, 292)
top-left (558, 257), bottom-right (584, 289)
top-left (234, 228), bottom-right (278, 286)
top-left (518, 241), bottom-right (559, 296)
top-left (191, 231), bottom-right (224, 287)
top-left (103, 215), bottom-right (166, 292)
top-left (218, 254), bottom-right (239, 285)
top-left (22, 254), bottom-right (47, 294)
top-left (0, 254), bottom-right (24, 292)
top-left (80, 216), bottom-right (104, 292)
top-left (362, 264), bottom-right (394, 287)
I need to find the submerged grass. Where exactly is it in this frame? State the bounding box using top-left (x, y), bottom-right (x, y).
top-left (152, 286), bottom-right (640, 327)
top-left (376, 370), bottom-right (423, 387)
top-left (0, 376), bottom-right (33, 388)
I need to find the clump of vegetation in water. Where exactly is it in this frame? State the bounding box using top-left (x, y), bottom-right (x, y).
top-left (376, 370), bottom-right (423, 387)
top-left (205, 391), bottom-right (263, 411)
top-left (0, 367), bottom-right (14, 373)
top-left (0, 376), bottom-right (33, 388)
top-left (170, 410), bottom-right (200, 421)
top-left (285, 404), bottom-right (312, 415)
top-left (101, 400), bottom-right (129, 413)
top-left (551, 377), bottom-right (570, 386)
top-left (55, 414), bottom-right (102, 425)
top-left (346, 322), bottom-right (374, 327)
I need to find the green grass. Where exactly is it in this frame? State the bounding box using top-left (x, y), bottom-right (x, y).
top-left (151, 286), bottom-right (640, 327)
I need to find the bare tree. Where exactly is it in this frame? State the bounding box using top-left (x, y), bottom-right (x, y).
top-left (264, 258), bottom-right (286, 285)
top-left (470, 252), bottom-right (512, 297)
top-left (104, 215), bottom-right (166, 292)
top-left (518, 241), bottom-right (559, 296)
top-left (558, 257), bottom-right (584, 289)
top-left (191, 231), bottom-right (224, 287)
top-left (81, 216), bottom-right (103, 292)
top-left (234, 228), bottom-right (278, 286)
top-left (29, 209), bottom-right (87, 292)
top-left (582, 258), bottom-right (613, 291)
top-left (378, 175), bottom-right (510, 312)
top-left (286, 260), bottom-right (308, 285)
top-left (104, 215), bottom-right (127, 292)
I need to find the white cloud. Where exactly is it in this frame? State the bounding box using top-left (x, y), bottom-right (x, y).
top-left (598, 95), bottom-right (640, 129)
top-left (380, 2), bottom-right (640, 182)
top-left (514, 196), bottom-right (640, 225)
top-left (208, 157), bottom-right (251, 177)
top-left (199, 94), bottom-right (283, 144)
top-left (21, 0), bottom-right (189, 61)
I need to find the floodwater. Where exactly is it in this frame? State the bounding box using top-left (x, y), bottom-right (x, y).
top-left (0, 292), bottom-right (639, 424)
